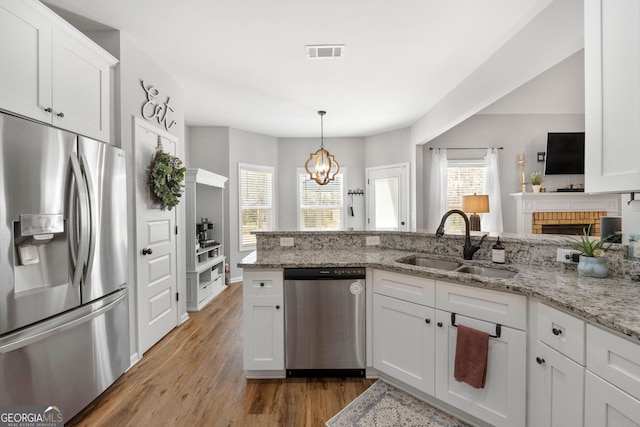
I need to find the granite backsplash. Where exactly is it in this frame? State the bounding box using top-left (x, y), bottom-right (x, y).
top-left (254, 230), bottom-right (640, 281)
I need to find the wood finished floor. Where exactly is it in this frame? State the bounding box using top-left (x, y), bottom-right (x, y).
top-left (66, 282), bottom-right (375, 426)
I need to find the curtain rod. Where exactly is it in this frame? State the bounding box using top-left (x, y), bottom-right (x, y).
top-left (429, 146), bottom-right (504, 150)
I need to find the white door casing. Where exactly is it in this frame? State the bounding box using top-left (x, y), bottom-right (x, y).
top-left (366, 163), bottom-right (409, 231)
top-left (134, 118), bottom-right (179, 355)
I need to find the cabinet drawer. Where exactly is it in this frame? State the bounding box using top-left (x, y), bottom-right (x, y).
top-left (537, 303), bottom-right (585, 364)
top-left (435, 281), bottom-right (526, 330)
top-left (373, 269), bottom-right (435, 306)
top-left (587, 324), bottom-right (640, 401)
top-left (243, 270), bottom-right (283, 296)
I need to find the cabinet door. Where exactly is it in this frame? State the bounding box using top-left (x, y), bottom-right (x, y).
top-left (52, 28), bottom-right (111, 140)
top-left (529, 341), bottom-right (585, 427)
top-left (243, 295), bottom-right (284, 371)
top-left (434, 310), bottom-right (526, 427)
top-left (0, 0), bottom-right (52, 122)
top-left (585, 371), bottom-right (640, 427)
top-left (585, 0), bottom-right (640, 192)
top-left (373, 294), bottom-right (435, 394)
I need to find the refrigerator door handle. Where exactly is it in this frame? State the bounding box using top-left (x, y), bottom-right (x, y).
top-left (79, 153), bottom-right (97, 282)
top-left (0, 291), bottom-right (127, 355)
top-left (69, 154), bottom-right (90, 288)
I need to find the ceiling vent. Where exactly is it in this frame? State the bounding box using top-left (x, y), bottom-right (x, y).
top-left (306, 44), bottom-right (345, 59)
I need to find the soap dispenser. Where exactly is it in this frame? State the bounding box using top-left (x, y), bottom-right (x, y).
top-left (492, 237), bottom-right (505, 264)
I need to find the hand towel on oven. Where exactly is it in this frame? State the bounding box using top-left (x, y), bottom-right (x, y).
top-left (453, 324), bottom-right (489, 389)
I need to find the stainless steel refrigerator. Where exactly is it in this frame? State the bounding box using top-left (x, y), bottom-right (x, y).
top-left (0, 111), bottom-right (129, 420)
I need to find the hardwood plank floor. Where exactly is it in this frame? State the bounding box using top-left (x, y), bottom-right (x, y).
top-left (67, 283), bottom-right (375, 426)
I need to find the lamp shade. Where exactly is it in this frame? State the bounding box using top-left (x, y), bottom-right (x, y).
top-left (462, 194), bottom-right (489, 214)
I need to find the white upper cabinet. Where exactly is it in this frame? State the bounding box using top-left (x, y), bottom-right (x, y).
top-left (0, 0), bottom-right (116, 141)
top-left (585, 0), bottom-right (640, 193)
top-left (0, 0), bottom-right (53, 123)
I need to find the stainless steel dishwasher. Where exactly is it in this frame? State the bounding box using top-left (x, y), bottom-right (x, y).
top-left (284, 267), bottom-right (366, 377)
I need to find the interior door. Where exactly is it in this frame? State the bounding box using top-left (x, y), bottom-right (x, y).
top-left (366, 163), bottom-right (409, 230)
top-left (134, 119), bottom-right (178, 354)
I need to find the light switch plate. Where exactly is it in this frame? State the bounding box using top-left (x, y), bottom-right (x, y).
top-left (280, 237), bottom-right (294, 247)
top-left (366, 236), bottom-right (381, 246)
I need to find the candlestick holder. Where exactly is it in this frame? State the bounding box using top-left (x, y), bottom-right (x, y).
top-left (518, 159), bottom-right (526, 192)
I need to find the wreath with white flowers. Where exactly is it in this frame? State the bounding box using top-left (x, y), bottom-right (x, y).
top-left (147, 148), bottom-right (186, 211)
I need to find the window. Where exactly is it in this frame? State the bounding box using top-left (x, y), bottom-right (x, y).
top-left (446, 160), bottom-right (486, 233)
top-left (239, 163), bottom-right (274, 250)
top-left (297, 168), bottom-right (345, 230)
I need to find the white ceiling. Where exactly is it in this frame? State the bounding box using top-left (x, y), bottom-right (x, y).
top-left (43, 0), bottom-right (553, 138)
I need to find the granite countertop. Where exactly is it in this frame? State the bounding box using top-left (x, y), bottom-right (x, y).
top-left (239, 248), bottom-right (640, 342)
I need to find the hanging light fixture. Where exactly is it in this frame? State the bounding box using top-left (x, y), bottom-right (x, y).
top-left (305, 110), bottom-right (339, 185)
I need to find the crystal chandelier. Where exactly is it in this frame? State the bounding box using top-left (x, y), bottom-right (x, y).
top-left (305, 110), bottom-right (339, 185)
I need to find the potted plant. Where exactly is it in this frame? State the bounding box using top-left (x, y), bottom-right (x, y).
top-left (530, 171), bottom-right (543, 193)
top-left (567, 225), bottom-right (614, 278)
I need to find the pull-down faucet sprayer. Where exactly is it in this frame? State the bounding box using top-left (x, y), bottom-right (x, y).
top-left (436, 209), bottom-right (486, 260)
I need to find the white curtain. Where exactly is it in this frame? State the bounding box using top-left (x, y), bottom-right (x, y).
top-left (427, 148), bottom-right (448, 230)
top-left (482, 148), bottom-right (504, 234)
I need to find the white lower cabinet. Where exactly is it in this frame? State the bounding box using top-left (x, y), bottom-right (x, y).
top-left (585, 324), bottom-right (640, 427)
top-left (585, 371), bottom-right (640, 427)
top-left (242, 270), bottom-right (284, 374)
top-left (373, 293), bottom-right (435, 394)
top-left (372, 270), bottom-right (526, 427)
top-left (529, 341), bottom-right (585, 427)
top-left (434, 310), bottom-right (526, 427)
top-left (528, 301), bottom-right (586, 427)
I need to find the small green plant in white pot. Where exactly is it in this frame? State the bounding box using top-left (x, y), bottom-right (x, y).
top-left (567, 225), bottom-right (614, 278)
top-left (530, 171), bottom-right (543, 193)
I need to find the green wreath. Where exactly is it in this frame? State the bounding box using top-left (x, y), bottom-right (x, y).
top-left (147, 149), bottom-right (187, 210)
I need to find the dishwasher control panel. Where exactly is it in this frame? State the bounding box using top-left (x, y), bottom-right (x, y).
top-left (284, 267), bottom-right (366, 280)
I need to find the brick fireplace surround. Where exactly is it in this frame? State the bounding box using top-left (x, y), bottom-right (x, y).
top-left (531, 211), bottom-right (606, 235)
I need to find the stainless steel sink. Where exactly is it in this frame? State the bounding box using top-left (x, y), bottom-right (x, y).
top-left (398, 257), bottom-right (462, 271)
top-left (454, 265), bottom-right (517, 278)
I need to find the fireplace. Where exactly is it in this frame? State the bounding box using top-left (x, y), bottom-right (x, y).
top-left (510, 192), bottom-right (621, 234)
top-left (531, 211), bottom-right (605, 235)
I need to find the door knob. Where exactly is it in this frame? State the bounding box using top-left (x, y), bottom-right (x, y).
top-left (275, 305), bottom-right (280, 310)
top-left (142, 248), bottom-right (153, 255)
top-left (56, 112), bottom-right (65, 118)
top-left (425, 318), bottom-right (431, 324)
top-left (437, 322), bottom-right (443, 327)
top-left (536, 357), bottom-right (545, 365)
top-left (552, 327), bottom-right (562, 336)
top-left (43, 107), bottom-right (52, 113)
top-left (401, 221), bottom-right (405, 225)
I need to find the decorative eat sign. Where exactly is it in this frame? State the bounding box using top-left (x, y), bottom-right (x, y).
top-left (141, 80), bottom-right (177, 131)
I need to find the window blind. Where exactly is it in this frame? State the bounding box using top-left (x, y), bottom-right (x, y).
top-left (239, 164), bottom-right (273, 249)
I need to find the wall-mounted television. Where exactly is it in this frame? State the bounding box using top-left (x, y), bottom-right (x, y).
top-left (544, 132), bottom-right (585, 175)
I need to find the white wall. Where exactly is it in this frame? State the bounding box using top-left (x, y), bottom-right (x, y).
top-left (423, 113), bottom-right (585, 233)
top-left (89, 31), bottom-right (186, 361)
top-left (278, 137), bottom-right (366, 230)
top-left (186, 126), bottom-right (231, 284)
top-left (229, 128), bottom-right (278, 280)
top-left (365, 127), bottom-right (412, 168)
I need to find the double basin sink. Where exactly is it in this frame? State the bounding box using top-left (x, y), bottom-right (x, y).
top-left (398, 256), bottom-right (517, 279)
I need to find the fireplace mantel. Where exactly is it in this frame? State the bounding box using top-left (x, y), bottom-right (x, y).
top-left (509, 192), bottom-right (622, 234)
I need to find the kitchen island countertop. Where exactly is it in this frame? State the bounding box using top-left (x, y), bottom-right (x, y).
top-left (240, 248), bottom-right (640, 342)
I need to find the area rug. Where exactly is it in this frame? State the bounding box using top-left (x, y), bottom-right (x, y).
top-left (326, 381), bottom-right (470, 427)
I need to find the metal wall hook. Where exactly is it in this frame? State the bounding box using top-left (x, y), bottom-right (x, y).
top-left (451, 312), bottom-right (502, 338)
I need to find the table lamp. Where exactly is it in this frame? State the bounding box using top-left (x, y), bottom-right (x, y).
top-left (462, 194), bottom-right (489, 231)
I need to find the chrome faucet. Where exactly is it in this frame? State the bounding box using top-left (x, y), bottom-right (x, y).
top-left (435, 209), bottom-right (486, 260)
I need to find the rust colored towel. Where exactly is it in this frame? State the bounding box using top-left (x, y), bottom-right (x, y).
top-left (453, 324), bottom-right (490, 389)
